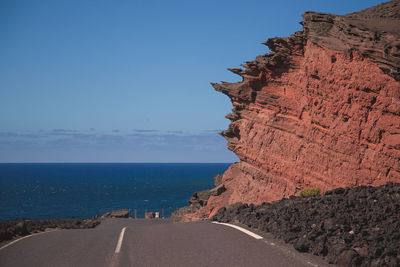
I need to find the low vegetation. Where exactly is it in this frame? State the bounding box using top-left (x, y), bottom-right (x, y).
top-left (300, 187), bottom-right (321, 197)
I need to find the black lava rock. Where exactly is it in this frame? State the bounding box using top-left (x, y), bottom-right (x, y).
top-left (0, 217), bottom-right (101, 243)
top-left (212, 182), bottom-right (400, 266)
top-left (294, 240), bottom-right (310, 252)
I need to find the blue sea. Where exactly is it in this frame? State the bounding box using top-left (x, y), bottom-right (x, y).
top-left (0, 163), bottom-right (231, 220)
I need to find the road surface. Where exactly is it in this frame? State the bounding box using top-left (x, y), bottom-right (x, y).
top-left (0, 218), bottom-right (326, 267)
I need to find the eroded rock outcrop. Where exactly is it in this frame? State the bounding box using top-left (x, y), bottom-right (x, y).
top-left (183, 0), bottom-right (400, 221)
top-left (172, 174), bottom-right (226, 221)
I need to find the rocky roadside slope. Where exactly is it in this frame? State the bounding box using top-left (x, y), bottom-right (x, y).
top-left (213, 182), bottom-right (400, 266)
top-left (180, 0), bottom-right (400, 222)
top-left (0, 217), bottom-right (101, 244)
top-left (0, 209), bottom-right (130, 244)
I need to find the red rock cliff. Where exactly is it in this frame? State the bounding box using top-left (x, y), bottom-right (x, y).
top-left (182, 0), bottom-right (400, 221)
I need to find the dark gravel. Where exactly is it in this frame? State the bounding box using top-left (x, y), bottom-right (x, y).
top-left (0, 217), bottom-right (101, 244)
top-left (212, 182), bottom-right (400, 266)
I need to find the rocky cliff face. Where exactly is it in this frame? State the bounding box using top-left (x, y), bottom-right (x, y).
top-left (181, 0), bottom-right (400, 221)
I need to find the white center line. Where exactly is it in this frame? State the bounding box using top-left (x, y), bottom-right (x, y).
top-left (114, 227), bottom-right (127, 254)
top-left (212, 221), bottom-right (263, 240)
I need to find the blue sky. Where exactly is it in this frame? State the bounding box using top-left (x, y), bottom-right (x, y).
top-left (0, 0), bottom-right (386, 162)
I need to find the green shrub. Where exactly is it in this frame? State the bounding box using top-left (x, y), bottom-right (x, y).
top-left (300, 187), bottom-right (321, 197)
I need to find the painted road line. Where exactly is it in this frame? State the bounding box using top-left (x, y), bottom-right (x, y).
top-left (114, 227), bottom-right (127, 254)
top-left (212, 222), bottom-right (263, 240)
top-left (0, 230), bottom-right (58, 251)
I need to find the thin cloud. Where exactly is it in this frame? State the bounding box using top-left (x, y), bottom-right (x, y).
top-left (133, 129), bottom-right (159, 133)
top-left (167, 130), bottom-right (184, 134)
top-left (52, 129), bottom-right (78, 133)
top-left (0, 132), bottom-right (19, 137)
top-left (0, 129), bottom-right (231, 157)
top-left (201, 129), bottom-right (224, 133)
top-left (0, 132), bottom-right (45, 138)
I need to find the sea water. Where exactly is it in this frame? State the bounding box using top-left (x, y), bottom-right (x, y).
top-left (0, 163), bottom-right (230, 220)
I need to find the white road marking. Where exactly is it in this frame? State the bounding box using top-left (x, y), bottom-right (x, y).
top-left (114, 227), bottom-right (127, 254)
top-left (212, 222), bottom-right (263, 240)
top-left (0, 230), bottom-right (58, 251)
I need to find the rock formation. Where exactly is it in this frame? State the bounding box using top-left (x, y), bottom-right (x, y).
top-left (212, 182), bottom-right (400, 266)
top-left (182, 0), bottom-right (400, 221)
top-left (0, 217), bottom-right (101, 243)
top-left (101, 209), bottom-right (130, 218)
top-left (172, 174), bottom-right (226, 221)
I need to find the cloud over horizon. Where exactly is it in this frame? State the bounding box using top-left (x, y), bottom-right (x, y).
top-left (0, 129), bottom-right (236, 163)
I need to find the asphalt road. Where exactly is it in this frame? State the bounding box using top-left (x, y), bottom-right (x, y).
top-left (0, 218), bottom-right (326, 267)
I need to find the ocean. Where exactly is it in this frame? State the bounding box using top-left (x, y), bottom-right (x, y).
top-left (0, 163), bottom-right (231, 220)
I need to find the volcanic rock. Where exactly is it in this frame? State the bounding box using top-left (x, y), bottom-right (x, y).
top-left (0, 217), bottom-right (101, 243)
top-left (189, 190), bottom-right (212, 208)
top-left (171, 174), bottom-right (225, 221)
top-left (214, 174), bottom-right (223, 187)
top-left (183, 0), bottom-right (400, 221)
top-left (212, 182), bottom-right (400, 266)
top-left (101, 209), bottom-right (130, 218)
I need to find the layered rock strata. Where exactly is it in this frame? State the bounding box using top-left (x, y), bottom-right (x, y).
top-left (182, 0), bottom-right (400, 221)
